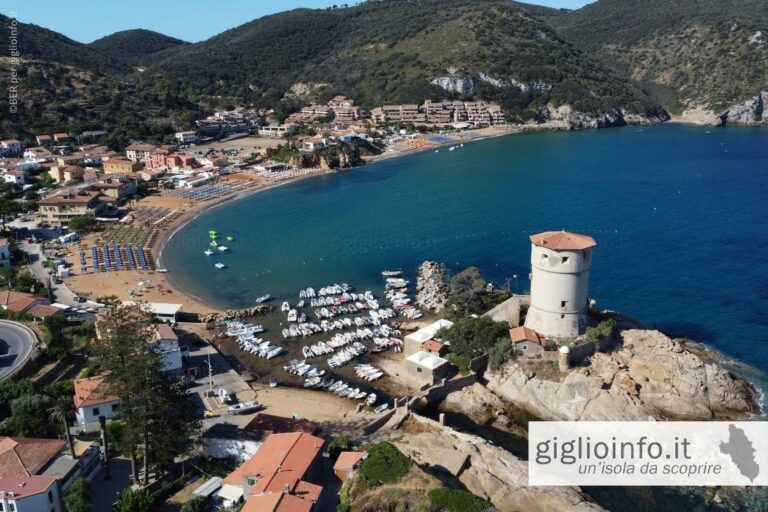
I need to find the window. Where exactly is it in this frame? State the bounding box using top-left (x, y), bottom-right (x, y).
top-left (112, 404), bottom-right (119, 412)
top-left (561, 314), bottom-right (565, 319)
top-left (562, 256), bottom-right (569, 264)
top-left (561, 301), bottom-right (567, 308)
top-left (92, 407), bottom-right (100, 416)
top-left (49, 491), bottom-right (53, 503)
top-left (523, 345), bottom-right (528, 350)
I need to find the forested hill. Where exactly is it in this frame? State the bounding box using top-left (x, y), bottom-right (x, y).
top-left (88, 29), bottom-right (189, 67)
top-left (0, 13), bottom-right (129, 74)
top-left (146, 0), bottom-right (661, 119)
top-left (550, 0), bottom-right (768, 111)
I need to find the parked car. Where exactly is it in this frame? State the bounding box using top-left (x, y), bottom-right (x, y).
top-left (73, 296), bottom-right (85, 303)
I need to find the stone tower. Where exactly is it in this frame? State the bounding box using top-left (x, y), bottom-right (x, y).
top-left (524, 231), bottom-right (596, 340)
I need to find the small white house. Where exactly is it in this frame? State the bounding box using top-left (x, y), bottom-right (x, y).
top-left (0, 476), bottom-right (63, 512)
top-left (1, 170), bottom-right (26, 185)
top-left (73, 375), bottom-right (119, 427)
top-left (302, 137), bottom-right (328, 152)
top-left (0, 139), bottom-right (23, 156)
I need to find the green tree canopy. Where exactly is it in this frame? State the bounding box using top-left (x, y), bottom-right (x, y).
top-left (115, 487), bottom-right (153, 512)
top-left (64, 478), bottom-right (93, 512)
top-left (359, 442), bottom-right (412, 487)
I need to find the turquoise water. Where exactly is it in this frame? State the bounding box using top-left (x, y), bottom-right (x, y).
top-left (162, 124), bottom-right (768, 388)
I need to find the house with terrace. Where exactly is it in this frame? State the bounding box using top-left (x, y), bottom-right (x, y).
top-left (73, 375), bottom-right (120, 429)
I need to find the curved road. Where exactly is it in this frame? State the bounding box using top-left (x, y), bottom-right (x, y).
top-left (0, 321), bottom-right (38, 380)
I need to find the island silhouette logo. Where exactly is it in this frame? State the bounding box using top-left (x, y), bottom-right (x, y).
top-left (719, 424), bottom-right (760, 482)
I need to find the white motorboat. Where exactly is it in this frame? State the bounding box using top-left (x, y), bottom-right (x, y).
top-left (217, 246), bottom-right (228, 251)
top-left (374, 403), bottom-right (389, 413)
top-left (217, 388), bottom-right (234, 404)
top-left (214, 263), bottom-right (226, 269)
top-left (204, 249), bottom-right (214, 256)
top-left (366, 393), bottom-right (377, 406)
top-left (381, 270), bottom-right (402, 277)
top-left (269, 378), bottom-right (278, 388)
top-left (281, 302), bottom-right (290, 312)
top-left (156, 268), bottom-right (169, 273)
top-left (227, 400), bottom-right (261, 415)
top-left (287, 309), bottom-right (298, 322)
top-left (255, 294), bottom-right (271, 304)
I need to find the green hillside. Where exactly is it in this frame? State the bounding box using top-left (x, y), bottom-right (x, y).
top-left (148, 0), bottom-right (661, 119)
top-left (88, 29), bottom-right (188, 67)
top-left (550, 0), bottom-right (768, 111)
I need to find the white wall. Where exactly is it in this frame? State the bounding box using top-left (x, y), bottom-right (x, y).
top-left (525, 244), bottom-right (592, 339)
top-left (76, 400), bottom-right (120, 426)
top-left (1, 485), bottom-right (62, 512)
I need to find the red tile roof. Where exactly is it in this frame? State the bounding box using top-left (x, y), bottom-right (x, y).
top-left (530, 231), bottom-right (596, 251)
top-left (0, 290), bottom-right (47, 313)
top-left (243, 492), bottom-right (314, 512)
top-left (0, 437), bottom-right (65, 478)
top-left (26, 304), bottom-right (61, 318)
top-left (73, 375), bottom-right (119, 408)
top-left (422, 340), bottom-right (444, 352)
top-left (0, 475), bottom-right (58, 499)
top-left (223, 432), bottom-right (324, 494)
top-left (38, 191), bottom-right (101, 205)
top-left (333, 451), bottom-right (365, 471)
top-left (509, 326), bottom-right (546, 346)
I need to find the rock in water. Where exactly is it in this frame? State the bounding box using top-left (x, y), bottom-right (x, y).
top-left (485, 329), bottom-right (757, 421)
top-left (415, 261), bottom-right (448, 313)
top-left (719, 91), bottom-right (768, 125)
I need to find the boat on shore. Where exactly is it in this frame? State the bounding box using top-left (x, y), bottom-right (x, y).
top-left (281, 302), bottom-right (290, 312)
top-left (227, 400), bottom-right (261, 415)
top-left (269, 377), bottom-right (278, 388)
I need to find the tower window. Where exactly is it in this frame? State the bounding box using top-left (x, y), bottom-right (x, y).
top-left (561, 314), bottom-right (565, 319)
top-left (562, 256), bottom-right (569, 264)
top-left (561, 301), bottom-right (567, 308)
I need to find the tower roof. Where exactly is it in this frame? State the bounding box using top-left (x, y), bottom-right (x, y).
top-left (530, 231), bottom-right (596, 251)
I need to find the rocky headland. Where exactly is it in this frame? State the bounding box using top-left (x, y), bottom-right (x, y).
top-left (415, 261), bottom-right (449, 313)
top-left (471, 329), bottom-right (758, 422)
top-left (718, 91), bottom-right (768, 126)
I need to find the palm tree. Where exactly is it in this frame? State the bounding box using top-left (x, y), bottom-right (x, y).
top-left (49, 397), bottom-right (77, 458)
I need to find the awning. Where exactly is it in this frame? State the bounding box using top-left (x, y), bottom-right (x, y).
top-left (192, 476), bottom-right (222, 499)
top-left (217, 483), bottom-right (244, 502)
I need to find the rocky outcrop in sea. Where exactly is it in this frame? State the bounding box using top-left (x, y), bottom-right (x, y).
top-left (483, 329), bottom-right (757, 421)
top-left (719, 91), bottom-right (767, 125)
top-left (415, 261), bottom-right (448, 313)
top-left (199, 305), bottom-right (274, 324)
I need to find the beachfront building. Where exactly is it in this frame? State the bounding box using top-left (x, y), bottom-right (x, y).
top-left (217, 432), bottom-right (324, 509)
top-left (122, 301), bottom-right (183, 323)
top-left (37, 191), bottom-right (106, 227)
top-left (371, 100), bottom-right (504, 126)
top-left (524, 231), bottom-right (596, 340)
top-left (403, 319), bottom-right (454, 386)
top-left (103, 158), bottom-right (142, 174)
top-left (509, 326), bottom-right (547, 358)
top-left (175, 130), bottom-right (198, 144)
top-left (73, 375), bottom-right (120, 428)
top-left (302, 137), bottom-right (328, 152)
top-left (90, 177), bottom-right (137, 200)
top-left (154, 324), bottom-right (183, 377)
top-left (257, 124), bottom-right (295, 137)
top-left (0, 476), bottom-right (63, 512)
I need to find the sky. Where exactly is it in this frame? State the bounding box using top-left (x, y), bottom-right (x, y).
top-left (5, 0), bottom-right (593, 43)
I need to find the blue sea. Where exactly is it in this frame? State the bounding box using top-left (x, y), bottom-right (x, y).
top-left (162, 124), bottom-right (768, 395)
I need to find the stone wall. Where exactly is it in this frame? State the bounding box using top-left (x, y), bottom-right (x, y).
top-left (485, 294), bottom-right (530, 327)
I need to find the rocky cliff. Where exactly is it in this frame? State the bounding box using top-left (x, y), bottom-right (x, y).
top-left (540, 104), bottom-right (670, 129)
top-left (286, 140), bottom-right (380, 170)
top-left (391, 417), bottom-right (604, 512)
top-left (415, 261), bottom-right (449, 313)
top-left (719, 91), bottom-right (768, 126)
top-left (484, 329), bottom-right (757, 421)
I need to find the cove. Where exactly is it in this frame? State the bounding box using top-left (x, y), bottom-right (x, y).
top-left (161, 123), bottom-right (768, 387)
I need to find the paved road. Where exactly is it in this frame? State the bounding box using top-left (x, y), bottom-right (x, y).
top-left (19, 240), bottom-right (81, 308)
top-left (0, 321), bottom-right (38, 380)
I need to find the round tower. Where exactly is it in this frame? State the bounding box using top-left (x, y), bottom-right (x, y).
top-left (524, 231), bottom-right (596, 340)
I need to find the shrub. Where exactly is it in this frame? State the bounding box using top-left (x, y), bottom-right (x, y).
top-left (585, 318), bottom-right (617, 348)
top-left (115, 488), bottom-right (154, 512)
top-left (359, 442), bottom-right (412, 487)
top-left (428, 487), bottom-right (491, 512)
top-left (329, 436), bottom-right (352, 462)
top-left (488, 339), bottom-right (513, 371)
top-left (181, 497), bottom-right (207, 512)
top-left (64, 478), bottom-right (92, 512)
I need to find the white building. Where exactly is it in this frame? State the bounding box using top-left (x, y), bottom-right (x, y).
top-left (122, 301), bottom-right (183, 323)
top-left (0, 476), bottom-right (63, 512)
top-left (175, 131), bottom-right (198, 144)
top-left (154, 324), bottom-right (183, 377)
top-left (524, 231), bottom-right (596, 340)
top-left (0, 139), bottom-right (23, 156)
top-left (0, 239), bottom-right (9, 266)
top-left (73, 375), bottom-right (120, 427)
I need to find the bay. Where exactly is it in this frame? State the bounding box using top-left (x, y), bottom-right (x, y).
top-left (162, 124), bottom-right (768, 391)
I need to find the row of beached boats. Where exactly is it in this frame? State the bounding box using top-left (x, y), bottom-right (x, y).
top-left (226, 321), bottom-right (264, 337)
top-left (281, 310), bottom-right (397, 339)
top-left (354, 364), bottom-right (385, 381)
top-left (328, 341), bottom-right (368, 368)
top-left (235, 336), bottom-right (284, 359)
top-left (302, 376), bottom-right (379, 405)
top-left (283, 359), bottom-right (327, 378)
